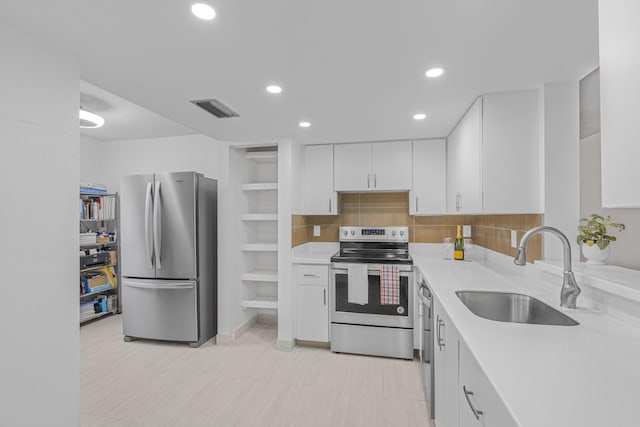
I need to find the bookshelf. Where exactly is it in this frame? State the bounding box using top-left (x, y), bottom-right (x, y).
top-left (79, 192), bottom-right (121, 324)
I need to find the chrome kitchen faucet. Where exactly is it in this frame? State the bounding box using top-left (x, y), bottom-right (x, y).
top-left (513, 226), bottom-right (581, 309)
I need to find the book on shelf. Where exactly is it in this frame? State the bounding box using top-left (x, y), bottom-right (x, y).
top-left (79, 194), bottom-right (115, 220)
top-left (80, 182), bottom-right (108, 195)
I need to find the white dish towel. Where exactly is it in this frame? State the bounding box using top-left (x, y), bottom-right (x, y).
top-left (347, 263), bottom-right (369, 305)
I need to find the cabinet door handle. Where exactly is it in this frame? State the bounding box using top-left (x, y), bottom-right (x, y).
top-left (416, 197), bottom-right (419, 213)
top-left (456, 193), bottom-right (462, 212)
top-left (437, 318), bottom-right (445, 350)
top-left (323, 288), bottom-right (327, 306)
top-left (367, 174), bottom-right (371, 188)
top-left (329, 198), bottom-right (331, 213)
top-left (435, 315), bottom-right (441, 350)
top-left (374, 173), bottom-right (377, 188)
top-left (463, 386), bottom-right (484, 420)
top-left (304, 274), bottom-right (320, 277)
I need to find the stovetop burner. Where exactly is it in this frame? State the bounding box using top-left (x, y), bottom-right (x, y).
top-left (330, 226), bottom-right (413, 265)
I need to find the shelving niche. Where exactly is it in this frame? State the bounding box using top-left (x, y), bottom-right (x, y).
top-left (79, 192), bottom-right (121, 324)
top-left (232, 146), bottom-right (279, 320)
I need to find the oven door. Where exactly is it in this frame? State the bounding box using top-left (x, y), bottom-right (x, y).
top-left (330, 263), bottom-right (413, 329)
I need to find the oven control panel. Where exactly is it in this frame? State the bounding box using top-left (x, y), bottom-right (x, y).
top-left (339, 226), bottom-right (409, 242)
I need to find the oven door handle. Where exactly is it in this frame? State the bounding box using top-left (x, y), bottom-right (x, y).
top-left (331, 267), bottom-right (412, 275)
top-left (418, 280), bottom-right (432, 308)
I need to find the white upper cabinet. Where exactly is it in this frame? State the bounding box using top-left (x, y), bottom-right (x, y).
top-left (304, 145), bottom-right (337, 215)
top-left (411, 139), bottom-right (446, 215)
top-left (482, 89), bottom-right (540, 214)
top-left (371, 141), bottom-right (413, 191)
top-left (447, 91), bottom-right (541, 215)
top-left (334, 141), bottom-right (412, 192)
top-left (447, 98), bottom-right (483, 214)
top-left (599, 1), bottom-right (640, 207)
top-left (334, 143), bottom-right (372, 191)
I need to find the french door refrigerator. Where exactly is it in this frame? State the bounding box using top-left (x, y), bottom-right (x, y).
top-left (120, 171), bottom-right (217, 347)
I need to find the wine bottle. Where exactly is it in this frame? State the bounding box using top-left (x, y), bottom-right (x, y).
top-left (454, 225), bottom-right (465, 261)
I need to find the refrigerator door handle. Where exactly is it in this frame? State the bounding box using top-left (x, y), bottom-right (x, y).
top-left (153, 180), bottom-right (162, 269)
top-left (124, 281), bottom-right (195, 290)
top-left (144, 182), bottom-right (154, 268)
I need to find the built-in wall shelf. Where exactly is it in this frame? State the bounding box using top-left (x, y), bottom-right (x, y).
top-left (233, 144), bottom-right (280, 329)
top-left (241, 214), bottom-right (278, 222)
top-left (241, 297), bottom-right (278, 310)
top-left (241, 243), bottom-right (278, 252)
top-left (241, 270), bottom-right (278, 282)
top-left (245, 151), bottom-right (278, 162)
top-left (241, 183), bottom-right (278, 191)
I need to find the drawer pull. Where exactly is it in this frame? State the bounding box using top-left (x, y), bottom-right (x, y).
top-left (463, 386), bottom-right (484, 420)
top-left (303, 274), bottom-right (320, 278)
top-left (323, 288), bottom-right (327, 305)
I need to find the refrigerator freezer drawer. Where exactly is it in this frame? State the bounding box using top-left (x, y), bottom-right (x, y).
top-left (122, 279), bottom-right (198, 342)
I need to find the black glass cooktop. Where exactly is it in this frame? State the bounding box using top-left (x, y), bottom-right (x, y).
top-left (330, 249), bottom-right (413, 265)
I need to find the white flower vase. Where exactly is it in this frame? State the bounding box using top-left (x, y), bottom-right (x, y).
top-left (581, 243), bottom-right (611, 265)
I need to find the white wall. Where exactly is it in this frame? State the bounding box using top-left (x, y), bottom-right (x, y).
top-left (277, 140), bottom-right (294, 349)
top-left (542, 82), bottom-right (581, 261)
top-left (80, 134), bottom-right (223, 192)
top-left (80, 135), bottom-right (105, 184)
top-left (580, 69), bottom-right (640, 270)
top-left (290, 141), bottom-right (304, 215)
top-left (0, 19), bottom-right (79, 425)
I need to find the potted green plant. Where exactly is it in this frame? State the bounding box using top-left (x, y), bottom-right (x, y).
top-left (576, 214), bottom-right (625, 265)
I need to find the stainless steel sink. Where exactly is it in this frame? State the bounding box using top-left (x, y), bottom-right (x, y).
top-left (456, 291), bottom-right (579, 326)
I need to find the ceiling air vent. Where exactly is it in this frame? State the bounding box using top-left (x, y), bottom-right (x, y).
top-left (190, 98), bottom-right (239, 118)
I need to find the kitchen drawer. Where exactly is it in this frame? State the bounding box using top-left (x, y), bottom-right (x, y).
top-left (295, 265), bottom-right (328, 286)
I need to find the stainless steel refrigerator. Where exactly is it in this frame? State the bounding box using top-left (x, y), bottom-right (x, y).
top-left (120, 171), bottom-right (217, 347)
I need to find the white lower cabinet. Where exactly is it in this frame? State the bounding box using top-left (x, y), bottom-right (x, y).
top-left (295, 264), bottom-right (329, 342)
top-left (434, 293), bottom-right (517, 427)
top-left (459, 341), bottom-right (517, 427)
top-left (434, 296), bottom-right (460, 427)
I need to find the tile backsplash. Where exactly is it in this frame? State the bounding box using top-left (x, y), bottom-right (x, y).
top-left (292, 192), bottom-right (543, 262)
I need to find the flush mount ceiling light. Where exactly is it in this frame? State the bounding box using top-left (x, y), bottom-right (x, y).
top-left (266, 85), bottom-right (282, 94)
top-left (299, 121), bottom-right (311, 128)
top-left (425, 67), bottom-right (444, 78)
top-left (79, 109), bottom-right (105, 128)
top-left (413, 113), bottom-right (427, 120)
top-left (191, 3), bottom-right (216, 20)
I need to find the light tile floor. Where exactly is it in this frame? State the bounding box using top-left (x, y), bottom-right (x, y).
top-left (80, 315), bottom-right (433, 426)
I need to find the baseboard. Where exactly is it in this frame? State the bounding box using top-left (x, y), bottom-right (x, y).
top-left (295, 339), bottom-right (330, 349)
top-left (276, 339), bottom-right (295, 352)
top-left (216, 316), bottom-right (258, 346)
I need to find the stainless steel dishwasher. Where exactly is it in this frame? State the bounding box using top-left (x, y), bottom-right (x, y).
top-left (417, 275), bottom-right (435, 419)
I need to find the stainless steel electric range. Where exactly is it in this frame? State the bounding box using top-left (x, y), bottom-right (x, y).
top-left (330, 226), bottom-right (414, 359)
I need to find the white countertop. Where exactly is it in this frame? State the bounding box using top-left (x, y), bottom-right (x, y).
top-left (410, 243), bottom-right (640, 427)
top-left (291, 242), bottom-right (338, 264)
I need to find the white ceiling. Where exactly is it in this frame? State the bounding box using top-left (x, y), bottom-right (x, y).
top-left (80, 80), bottom-right (196, 141)
top-left (1, 0), bottom-right (599, 144)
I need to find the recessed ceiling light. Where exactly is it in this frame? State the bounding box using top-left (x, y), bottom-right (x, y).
top-left (425, 68), bottom-right (444, 78)
top-left (191, 3), bottom-right (216, 20)
top-left (299, 121), bottom-right (311, 128)
top-left (413, 113), bottom-right (427, 120)
top-left (266, 85), bottom-right (282, 94)
top-left (79, 110), bottom-right (105, 128)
